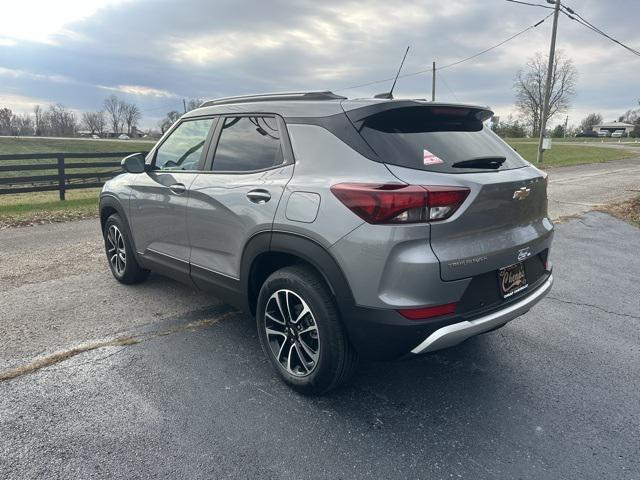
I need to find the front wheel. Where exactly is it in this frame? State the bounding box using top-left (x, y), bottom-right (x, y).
top-left (103, 214), bottom-right (149, 284)
top-left (256, 265), bottom-right (357, 395)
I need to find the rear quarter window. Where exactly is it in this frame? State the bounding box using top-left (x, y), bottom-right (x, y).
top-left (352, 106), bottom-right (530, 173)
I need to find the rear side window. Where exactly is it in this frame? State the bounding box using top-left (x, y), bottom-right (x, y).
top-left (212, 116), bottom-right (284, 172)
top-left (351, 106), bottom-right (530, 173)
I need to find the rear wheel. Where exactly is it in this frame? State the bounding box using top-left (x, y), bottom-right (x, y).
top-left (104, 214), bottom-right (149, 284)
top-left (256, 265), bottom-right (357, 395)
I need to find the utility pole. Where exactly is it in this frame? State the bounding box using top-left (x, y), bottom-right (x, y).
top-left (432, 61), bottom-right (436, 101)
top-left (536, 0), bottom-right (561, 163)
top-left (183, 99), bottom-right (187, 114)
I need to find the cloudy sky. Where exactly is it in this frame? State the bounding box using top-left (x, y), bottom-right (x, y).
top-left (1, 0), bottom-right (638, 129)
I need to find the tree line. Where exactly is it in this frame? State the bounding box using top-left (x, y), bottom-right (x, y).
top-left (0, 95), bottom-right (143, 137)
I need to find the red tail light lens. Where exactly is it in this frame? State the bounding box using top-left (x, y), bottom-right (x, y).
top-left (330, 183), bottom-right (469, 224)
top-left (397, 302), bottom-right (457, 320)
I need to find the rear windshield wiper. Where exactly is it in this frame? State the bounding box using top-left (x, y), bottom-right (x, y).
top-left (452, 156), bottom-right (506, 169)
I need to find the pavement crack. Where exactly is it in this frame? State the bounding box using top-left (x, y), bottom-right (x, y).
top-left (0, 337), bottom-right (139, 382)
top-left (0, 311), bottom-right (237, 383)
top-left (546, 296), bottom-right (640, 320)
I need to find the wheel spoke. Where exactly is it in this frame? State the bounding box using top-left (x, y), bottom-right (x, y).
top-left (277, 338), bottom-right (288, 361)
top-left (275, 292), bottom-right (288, 323)
top-left (299, 324), bottom-right (317, 335)
top-left (284, 291), bottom-right (293, 323)
top-left (265, 312), bottom-right (285, 325)
top-left (294, 343), bottom-right (310, 373)
top-left (286, 343), bottom-right (295, 372)
top-left (265, 327), bottom-right (286, 338)
top-left (298, 337), bottom-right (318, 362)
top-left (292, 304), bottom-right (309, 324)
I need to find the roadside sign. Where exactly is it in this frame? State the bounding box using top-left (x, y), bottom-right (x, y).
top-left (542, 137), bottom-right (552, 150)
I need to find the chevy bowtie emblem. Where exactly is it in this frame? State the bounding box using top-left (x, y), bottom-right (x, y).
top-left (513, 187), bottom-right (531, 200)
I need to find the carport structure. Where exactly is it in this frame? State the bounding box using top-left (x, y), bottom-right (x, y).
top-left (592, 121), bottom-right (634, 135)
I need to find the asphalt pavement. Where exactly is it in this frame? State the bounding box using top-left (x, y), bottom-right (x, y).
top-left (546, 156), bottom-right (640, 219)
top-left (1, 212), bottom-right (639, 479)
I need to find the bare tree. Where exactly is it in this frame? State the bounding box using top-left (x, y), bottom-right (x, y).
top-left (123, 103), bottom-right (142, 136)
top-left (514, 51), bottom-right (577, 136)
top-left (104, 95), bottom-right (125, 135)
top-left (33, 105), bottom-right (43, 136)
top-left (47, 104), bottom-right (77, 137)
top-left (579, 113), bottom-right (603, 132)
top-left (82, 111), bottom-right (106, 135)
top-left (185, 98), bottom-right (203, 112)
top-left (0, 108), bottom-right (12, 135)
top-left (11, 113), bottom-right (34, 136)
top-left (159, 110), bottom-right (181, 134)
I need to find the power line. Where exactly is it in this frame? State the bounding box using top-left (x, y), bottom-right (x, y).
top-left (336, 13), bottom-right (552, 91)
top-left (437, 13), bottom-right (553, 71)
top-left (560, 4), bottom-right (640, 57)
top-left (505, 0), bottom-right (554, 10)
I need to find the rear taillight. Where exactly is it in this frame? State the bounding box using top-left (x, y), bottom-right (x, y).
top-left (330, 183), bottom-right (469, 224)
top-left (397, 302), bottom-right (457, 320)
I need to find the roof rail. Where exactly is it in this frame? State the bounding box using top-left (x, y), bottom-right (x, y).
top-left (200, 91), bottom-right (347, 107)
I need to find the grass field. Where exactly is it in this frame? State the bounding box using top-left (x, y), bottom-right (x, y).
top-left (505, 140), bottom-right (636, 167)
top-left (0, 136), bottom-right (155, 154)
top-left (0, 136), bottom-right (638, 227)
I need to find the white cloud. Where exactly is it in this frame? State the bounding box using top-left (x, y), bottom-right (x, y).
top-left (0, 93), bottom-right (52, 113)
top-left (98, 84), bottom-right (177, 98)
top-left (0, 0), bottom-right (131, 44)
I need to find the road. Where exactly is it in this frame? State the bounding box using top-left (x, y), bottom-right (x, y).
top-left (0, 212), bottom-right (638, 479)
top-left (547, 156), bottom-right (640, 219)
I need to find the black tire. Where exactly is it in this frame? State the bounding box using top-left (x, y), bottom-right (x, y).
top-left (103, 213), bottom-right (149, 284)
top-left (256, 265), bottom-right (358, 395)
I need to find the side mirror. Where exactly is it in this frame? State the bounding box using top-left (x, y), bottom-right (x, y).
top-left (121, 153), bottom-right (147, 174)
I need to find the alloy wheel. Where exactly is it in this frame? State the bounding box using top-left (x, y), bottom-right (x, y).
top-left (264, 289), bottom-right (320, 377)
top-left (106, 225), bottom-right (127, 276)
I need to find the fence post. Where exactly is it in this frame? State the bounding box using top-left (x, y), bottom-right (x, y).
top-left (57, 154), bottom-right (65, 201)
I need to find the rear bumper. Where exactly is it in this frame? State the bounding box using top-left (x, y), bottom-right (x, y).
top-left (337, 273), bottom-right (553, 360)
top-left (409, 274), bottom-right (553, 355)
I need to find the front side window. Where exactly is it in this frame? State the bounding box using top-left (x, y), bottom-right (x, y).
top-left (212, 116), bottom-right (284, 172)
top-left (154, 118), bottom-right (214, 170)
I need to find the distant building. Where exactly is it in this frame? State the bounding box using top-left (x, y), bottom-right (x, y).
top-left (592, 121), bottom-right (634, 135)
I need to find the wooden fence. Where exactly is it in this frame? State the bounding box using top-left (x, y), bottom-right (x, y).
top-left (0, 152), bottom-right (147, 200)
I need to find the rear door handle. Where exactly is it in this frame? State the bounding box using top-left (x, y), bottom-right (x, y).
top-left (246, 189), bottom-right (271, 204)
top-left (169, 183), bottom-right (186, 195)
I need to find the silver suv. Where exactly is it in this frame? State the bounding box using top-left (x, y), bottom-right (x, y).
top-left (100, 91), bottom-right (554, 394)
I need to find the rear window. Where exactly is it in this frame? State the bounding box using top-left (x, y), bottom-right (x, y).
top-left (351, 106), bottom-right (530, 173)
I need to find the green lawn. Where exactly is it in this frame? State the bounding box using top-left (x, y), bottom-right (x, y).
top-left (0, 136), bottom-right (155, 154)
top-left (505, 140), bottom-right (636, 167)
top-left (0, 189), bottom-right (100, 228)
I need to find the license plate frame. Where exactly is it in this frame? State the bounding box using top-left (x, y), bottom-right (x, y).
top-left (498, 262), bottom-right (528, 298)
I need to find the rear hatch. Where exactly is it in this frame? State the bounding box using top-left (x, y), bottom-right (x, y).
top-left (344, 101), bottom-right (553, 282)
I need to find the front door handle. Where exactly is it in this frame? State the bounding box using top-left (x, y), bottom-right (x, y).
top-left (246, 189), bottom-right (271, 204)
top-left (169, 183), bottom-right (186, 195)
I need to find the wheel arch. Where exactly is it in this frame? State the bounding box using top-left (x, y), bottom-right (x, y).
top-left (99, 194), bottom-right (140, 257)
top-left (241, 231), bottom-right (355, 316)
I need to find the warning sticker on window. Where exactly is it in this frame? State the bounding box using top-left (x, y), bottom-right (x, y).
top-left (423, 149), bottom-right (443, 166)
